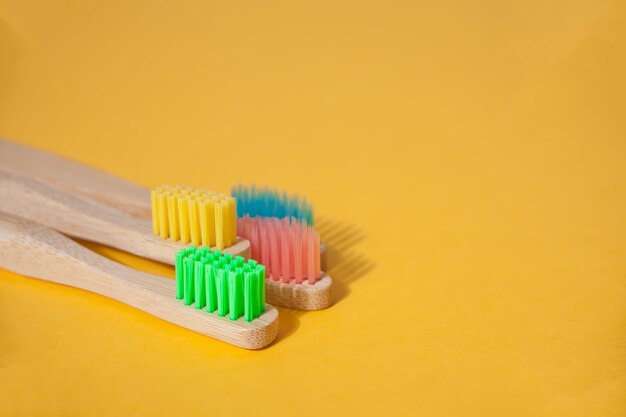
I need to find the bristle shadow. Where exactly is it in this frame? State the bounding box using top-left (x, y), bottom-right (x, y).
top-left (326, 251), bottom-right (376, 304)
top-left (316, 217), bottom-right (367, 252)
top-left (316, 216), bottom-right (375, 305)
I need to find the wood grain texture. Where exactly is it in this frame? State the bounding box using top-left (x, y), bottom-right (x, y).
top-left (0, 138), bottom-right (328, 267)
top-left (0, 212), bottom-right (278, 349)
top-left (265, 274), bottom-right (333, 310)
top-left (0, 170), bottom-right (250, 263)
top-left (0, 138), bottom-right (152, 218)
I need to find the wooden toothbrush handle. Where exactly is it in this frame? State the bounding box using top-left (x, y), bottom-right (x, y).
top-left (0, 139), bottom-right (321, 268)
top-left (0, 138), bottom-right (152, 218)
top-left (0, 170), bottom-right (250, 264)
top-left (0, 212), bottom-right (278, 349)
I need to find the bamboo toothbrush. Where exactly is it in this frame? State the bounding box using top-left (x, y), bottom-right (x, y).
top-left (0, 139), bottom-right (248, 259)
top-left (0, 169), bottom-right (250, 263)
top-left (0, 140), bottom-right (332, 309)
top-left (231, 184), bottom-right (327, 270)
top-left (0, 211), bottom-right (278, 349)
top-left (150, 185), bottom-right (238, 250)
top-left (237, 215), bottom-right (333, 310)
top-left (231, 185), bottom-right (333, 310)
top-left (0, 139), bottom-right (240, 244)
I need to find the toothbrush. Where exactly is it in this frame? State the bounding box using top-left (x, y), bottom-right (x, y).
top-left (150, 185), bottom-right (238, 250)
top-left (0, 140), bottom-right (332, 309)
top-left (237, 215), bottom-right (333, 310)
top-left (175, 246), bottom-right (267, 323)
top-left (0, 211), bottom-right (278, 349)
top-left (231, 184), bottom-right (328, 270)
top-left (0, 169), bottom-right (250, 263)
top-left (150, 186), bottom-right (332, 309)
top-left (231, 185), bottom-right (333, 310)
top-left (0, 139), bottom-right (241, 243)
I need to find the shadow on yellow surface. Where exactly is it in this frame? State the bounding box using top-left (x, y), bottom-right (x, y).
top-left (1, 0), bottom-right (625, 414)
top-left (317, 217), bottom-right (375, 305)
top-left (267, 217), bottom-right (375, 346)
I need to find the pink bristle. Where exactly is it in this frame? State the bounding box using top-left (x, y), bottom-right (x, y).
top-left (250, 219), bottom-right (260, 260)
top-left (313, 230), bottom-right (321, 279)
top-left (236, 215), bottom-right (321, 284)
top-left (279, 222), bottom-right (291, 284)
top-left (269, 219), bottom-right (281, 280)
top-left (307, 227), bottom-right (316, 284)
top-left (291, 219), bottom-right (297, 277)
top-left (260, 218), bottom-right (271, 273)
top-left (292, 221), bottom-right (303, 284)
top-left (264, 219), bottom-right (273, 278)
top-left (300, 224), bottom-right (309, 279)
top-left (287, 223), bottom-right (293, 276)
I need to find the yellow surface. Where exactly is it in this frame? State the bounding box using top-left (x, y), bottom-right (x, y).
top-left (1, 1), bottom-right (625, 415)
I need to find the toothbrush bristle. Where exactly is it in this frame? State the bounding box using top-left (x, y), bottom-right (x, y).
top-left (237, 216), bottom-right (321, 284)
top-left (151, 185), bottom-right (237, 250)
top-left (175, 246), bottom-right (266, 322)
top-left (231, 184), bottom-right (314, 226)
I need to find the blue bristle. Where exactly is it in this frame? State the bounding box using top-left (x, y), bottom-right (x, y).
top-left (231, 184), bottom-right (314, 225)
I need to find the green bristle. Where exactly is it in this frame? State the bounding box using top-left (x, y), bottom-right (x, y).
top-left (216, 258), bottom-right (225, 268)
top-left (228, 269), bottom-right (240, 320)
top-left (174, 247), bottom-right (266, 322)
top-left (251, 268), bottom-right (260, 318)
top-left (175, 251), bottom-right (184, 299)
top-left (216, 269), bottom-right (229, 317)
top-left (236, 269), bottom-right (245, 317)
top-left (183, 257), bottom-right (194, 306)
top-left (194, 260), bottom-right (206, 309)
top-left (244, 271), bottom-right (253, 322)
top-left (257, 264), bottom-right (266, 312)
top-left (205, 263), bottom-right (217, 312)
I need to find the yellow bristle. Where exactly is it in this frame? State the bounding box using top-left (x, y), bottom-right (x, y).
top-left (214, 201), bottom-right (224, 250)
top-left (224, 198), bottom-right (236, 247)
top-left (150, 190), bottom-right (159, 235)
top-left (188, 199), bottom-right (200, 245)
top-left (167, 194), bottom-right (180, 241)
top-left (229, 197), bottom-right (237, 244)
top-left (157, 192), bottom-right (169, 239)
top-left (199, 199), bottom-right (216, 247)
top-left (199, 200), bottom-right (208, 246)
top-left (178, 197), bottom-right (190, 243)
top-left (150, 185), bottom-right (238, 249)
top-left (209, 199), bottom-right (218, 246)
top-left (220, 198), bottom-right (229, 248)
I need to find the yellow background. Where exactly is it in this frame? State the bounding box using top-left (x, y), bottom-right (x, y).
top-left (1, 1), bottom-right (625, 416)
